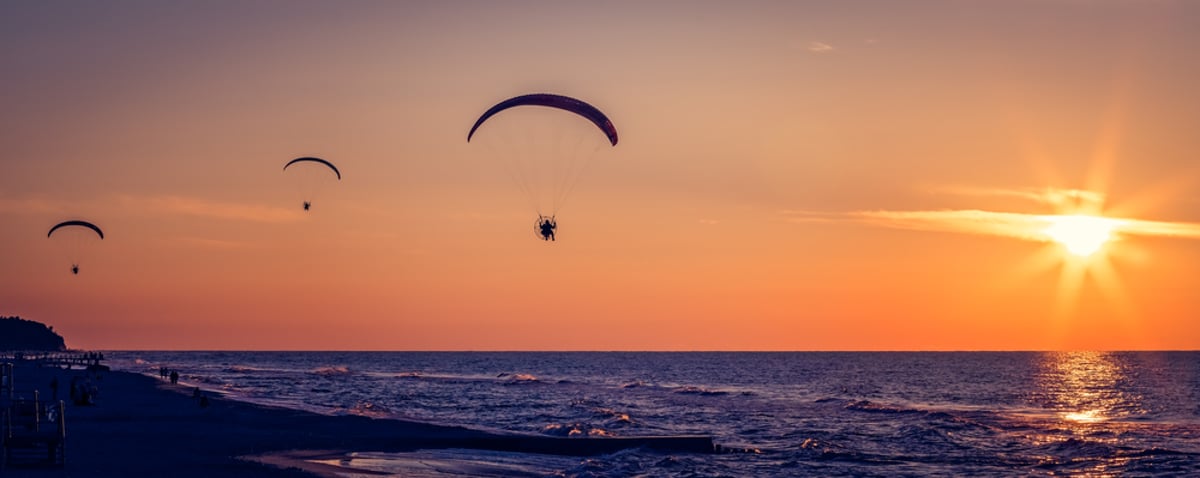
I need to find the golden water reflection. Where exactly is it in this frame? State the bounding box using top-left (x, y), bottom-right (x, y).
top-left (1034, 352), bottom-right (1142, 428)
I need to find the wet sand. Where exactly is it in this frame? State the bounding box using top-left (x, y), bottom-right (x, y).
top-left (2, 362), bottom-right (712, 477)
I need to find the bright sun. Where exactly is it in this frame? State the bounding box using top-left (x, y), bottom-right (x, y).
top-left (1043, 214), bottom-right (1119, 257)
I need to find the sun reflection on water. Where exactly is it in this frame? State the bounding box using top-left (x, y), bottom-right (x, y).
top-left (1062, 409), bottom-right (1106, 424)
top-left (1021, 352), bottom-right (1152, 474)
top-left (1035, 351), bottom-right (1136, 428)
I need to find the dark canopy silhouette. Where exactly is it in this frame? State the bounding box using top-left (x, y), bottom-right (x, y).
top-left (47, 220), bottom-right (104, 239)
top-left (284, 157), bottom-right (342, 180)
top-left (467, 93), bottom-right (618, 146)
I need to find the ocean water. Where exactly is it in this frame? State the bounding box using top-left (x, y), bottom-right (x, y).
top-left (105, 352), bottom-right (1200, 476)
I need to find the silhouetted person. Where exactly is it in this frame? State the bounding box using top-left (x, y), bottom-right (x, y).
top-left (76, 378), bottom-right (96, 405)
top-left (539, 216), bottom-right (556, 241)
top-left (169, 370), bottom-right (179, 385)
top-left (303, 201), bottom-right (311, 211)
top-left (71, 264), bottom-right (79, 275)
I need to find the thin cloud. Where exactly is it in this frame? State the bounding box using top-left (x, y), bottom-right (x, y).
top-left (0, 194), bottom-right (304, 224)
top-left (790, 209), bottom-right (1054, 241)
top-left (173, 236), bottom-right (255, 250)
top-left (118, 194), bottom-right (303, 224)
top-left (933, 186), bottom-right (1106, 210)
top-left (786, 209), bottom-right (1200, 243)
top-left (853, 209), bottom-right (1053, 240)
top-left (0, 197), bottom-right (78, 215)
top-left (1117, 218), bottom-right (1200, 239)
top-left (807, 42), bottom-right (835, 53)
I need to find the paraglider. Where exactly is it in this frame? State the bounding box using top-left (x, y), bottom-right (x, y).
top-left (283, 157), bottom-right (341, 211)
top-left (467, 93), bottom-right (618, 241)
top-left (47, 220), bottom-right (104, 275)
top-left (537, 215), bottom-right (557, 241)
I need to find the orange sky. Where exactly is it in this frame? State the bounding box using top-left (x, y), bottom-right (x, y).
top-left (2, 1), bottom-right (1199, 350)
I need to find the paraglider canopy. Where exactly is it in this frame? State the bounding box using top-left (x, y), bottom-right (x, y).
top-left (283, 157), bottom-right (341, 180)
top-left (47, 220), bottom-right (104, 239)
top-left (467, 93), bottom-right (618, 146)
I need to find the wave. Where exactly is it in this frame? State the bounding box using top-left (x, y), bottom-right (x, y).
top-left (499, 373), bottom-right (543, 385)
top-left (844, 399), bottom-right (917, 414)
top-left (542, 423), bottom-right (613, 437)
top-left (588, 407), bottom-right (636, 427)
top-left (673, 386), bottom-right (729, 396)
top-left (312, 366), bottom-right (352, 376)
top-left (347, 400), bottom-right (392, 418)
top-left (842, 399), bottom-right (959, 420)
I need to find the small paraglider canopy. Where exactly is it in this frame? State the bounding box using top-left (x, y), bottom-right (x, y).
top-left (47, 220), bottom-right (104, 239)
top-left (283, 157), bottom-right (341, 180)
top-left (467, 93), bottom-right (619, 146)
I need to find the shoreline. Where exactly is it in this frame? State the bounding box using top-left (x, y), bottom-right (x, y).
top-left (242, 450), bottom-right (390, 478)
top-left (2, 361), bottom-right (713, 477)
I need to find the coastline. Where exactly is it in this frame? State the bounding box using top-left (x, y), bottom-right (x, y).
top-left (2, 361), bottom-right (712, 477)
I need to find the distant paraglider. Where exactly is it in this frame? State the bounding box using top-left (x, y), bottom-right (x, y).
top-left (537, 215), bottom-right (557, 241)
top-left (283, 156), bottom-right (341, 211)
top-left (467, 93), bottom-right (618, 241)
top-left (47, 220), bottom-right (104, 275)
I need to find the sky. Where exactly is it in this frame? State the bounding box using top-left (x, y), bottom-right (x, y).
top-left (2, 0), bottom-right (1199, 351)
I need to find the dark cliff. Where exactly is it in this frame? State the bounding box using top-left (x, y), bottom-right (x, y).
top-left (0, 316), bottom-right (67, 351)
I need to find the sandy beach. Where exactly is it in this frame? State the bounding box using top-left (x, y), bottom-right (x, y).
top-left (2, 361), bottom-right (494, 477)
top-left (1, 361), bottom-right (712, 477)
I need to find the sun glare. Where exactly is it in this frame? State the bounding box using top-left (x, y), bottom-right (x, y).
top-left (1043, 215), bottom-right (1119, 257)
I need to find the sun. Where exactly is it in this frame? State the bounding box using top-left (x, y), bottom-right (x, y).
top-left (1043, 214), bottom-right (1119, 257)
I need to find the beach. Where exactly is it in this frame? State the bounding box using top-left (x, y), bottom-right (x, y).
top-left (2, 360), bottom-right (713, 477)
top-left (2, 361), bottom-right (473, 477)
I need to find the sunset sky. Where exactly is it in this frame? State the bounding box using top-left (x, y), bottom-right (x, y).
top-left (3, 1), bottom-right (1199, 351)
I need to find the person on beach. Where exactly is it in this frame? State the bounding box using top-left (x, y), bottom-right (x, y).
top-left (77, 379), bottom-right (96, 405)
top-left (170, 370), bottom-right (179, 385)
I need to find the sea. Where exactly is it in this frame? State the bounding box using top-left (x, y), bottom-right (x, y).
top-left (104, 352), bottom-right (1200, 477)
